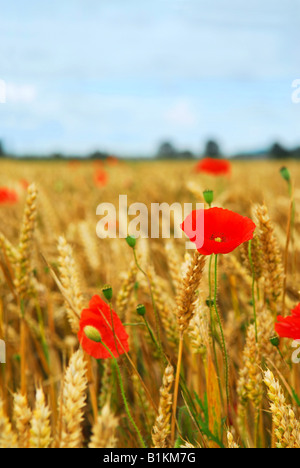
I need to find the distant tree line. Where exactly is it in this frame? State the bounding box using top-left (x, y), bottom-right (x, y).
top-left (1, 137), bottom-right (300, 160)
top-left (156, 142), bottom-right (194, 159)
top-left (269, 142), bottom-right (300, 159)
top-left (156, 139), bottom-right (300, 160)
top-left (156, 140), bottom-right (221, 159)
top-left (0, 141), bottom-right (111, 160)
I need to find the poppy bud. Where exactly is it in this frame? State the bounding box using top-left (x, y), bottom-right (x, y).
top-left (206, 299), bottom-right (214, 307)
top-left (78, 295), bottom-right (129, 359)
top-left (270, 335), bottom-right (280, 348)
top-left (102, 284), bottom-right (113, 301)
top-left (136, 304), bottom-right (146, 316)
top-left (84, 325), bottom-right (102, 343)
top-left (280, 167), bottom-right (291, 183)
top-left (126, 235), bottom-right (136, 248)
top-left (203, 190), bottom-right (214, 206)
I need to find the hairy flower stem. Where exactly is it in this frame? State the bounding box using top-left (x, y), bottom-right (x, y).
top-left (99, 339), bottom-right (146, 448)
top-left (248, 240), bottom-right (258, 341)
top-left (208, 256), bottom-right (214, 333)
top-left (97, 307), bottom-right (158, 415)
top-left (208, 255), bottom-right (223, 403)
top-left (171, 332), bottom-right (183, 447)
top-left (213, 254), bottom-right (229, 410)
top-left (86, 356), bottom-right (99, 423)
top-left (132, 247), bottom-right (164, 362)
top-left (142, 315), bottom-right (160, 351)
top-left (109, 302), bottom-right (119, 357)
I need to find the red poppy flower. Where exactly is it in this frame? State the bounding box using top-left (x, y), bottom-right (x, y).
top-left (93, 160), bottom-right (104, 168)
top-left (0, 188), bottom-right (19, 204)
top-left (181, 207), bottom-right (256, 255)
top-left (195, 158), bottom-right (231, 176)
top-left (94, 169), bottom-right (108, 187)
top-left (275, 304), bottom-right (300, 340)
top-left (68, 160), bottom-right (80, 170)
top-left (78, 295), bottom-right (129, 359)
top-left (19, 179), bottom-right (30, 190)
top-left (107, 155), bottom-right (118, 166)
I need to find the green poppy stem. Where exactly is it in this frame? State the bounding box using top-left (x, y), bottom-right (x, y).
top-left (208, 255), bottom-right (224, 405)
top-left (98, 340), bottom-right (147, 448)
top-left (108, 301), bottom-right (120, 356)
top-left (142, 315), bottom-right (161, 351)
top-left (132, 246), bottom-right (164, 363)
top-left (213, 254), bottom-right (229, 409)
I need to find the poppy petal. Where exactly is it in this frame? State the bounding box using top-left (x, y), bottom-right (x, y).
top-left (78, 295), bottom-right (129, 359)
top-left (181, 207), bottom-right (256, 256)
top-left (275, 307), bottom-right (300, 340)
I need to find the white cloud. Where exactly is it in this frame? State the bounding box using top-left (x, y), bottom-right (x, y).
top-left (6, 83), bottom-right (37, 103)
top-left (0, 80), bottom-right (6, 103)
top-left (164, 99), bottom-right (197, 126)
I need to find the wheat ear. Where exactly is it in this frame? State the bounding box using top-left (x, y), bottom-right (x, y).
top-left (89, 403), bottom-right (118, 448)
top-left (264, 369), bottom-right (300, 448)
top-left (254, 204), bottom-right (284, 313)
top-left (15, 183), bottom-right (38, 298)
top-left (13, 392), bottom-right (32, 448)
top-left (58, 349), bottom-right (88, 448)
top-left (237, 324), bottom-right (263, 412)
top-left (57, 236), bottom-right (83, 332)
top-left (176, 251), bottom-right (206, 333)
top-left (0, 398), bottom-right (18, 448)
top-left (152, 364), bottom-right (174, 448)
top-left (29, 388), bottom-right (52, 448)
top-left (227, 431), bottom-right (239, 448)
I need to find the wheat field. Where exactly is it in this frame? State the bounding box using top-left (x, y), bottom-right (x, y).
top-left (0, 158), bottom-right (300, 449)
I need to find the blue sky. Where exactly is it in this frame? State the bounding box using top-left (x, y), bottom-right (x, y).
top-left (0, 0), bottom-right (299, 156)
